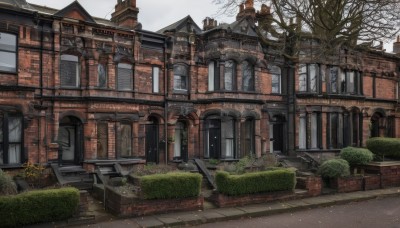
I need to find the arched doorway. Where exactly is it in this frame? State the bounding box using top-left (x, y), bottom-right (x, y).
top-left (174, 121), bottom-right (188, 162)
top-left (58, 116), bottom-right (83, 165)
top-left (270, 115), bottom-right (286, 154)
top-left (145, 116), bottom-right (159, 163)
top-left (370, 112), bottom-right (385, 137)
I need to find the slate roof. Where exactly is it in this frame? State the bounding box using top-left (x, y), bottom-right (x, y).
top-left (157, 15), bottom-right (202, 34)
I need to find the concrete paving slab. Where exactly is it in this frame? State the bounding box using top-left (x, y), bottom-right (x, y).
top-left (215, 208), bottom-right (246, 218)
top-left (133, 216), bottom-right (164, 228)
top-left (196, 210), bottom-right (226, 222)
top-left (153, 215), bottom-right (183, 227)
top-left (167, 212), bottom-right (204, 224)
top-left (285, 199), bottom-right (311, 208)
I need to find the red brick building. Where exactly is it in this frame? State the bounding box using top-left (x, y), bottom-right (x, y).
top-left (0, 0), bottom-right (398, 170)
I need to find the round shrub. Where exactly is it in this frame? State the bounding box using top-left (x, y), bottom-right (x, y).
top-left (318, 159), bottom-right (350, 178)
top-left (340, 147), bottom-right (374, 166)
top-left (366, 137), bottom-right (400, 158)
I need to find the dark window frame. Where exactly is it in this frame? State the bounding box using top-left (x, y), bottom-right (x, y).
top-left (242, 60), bottom-right (255, 92)
top-left (299, 63), bottom-right (320, 93)
top-left (97, 61), bottom-right (108, 89)
top-left (208, 60), bottom-right (220, 91)
top-left (224, 60), bottom-right (236, 91)
top-left (152, 66), bottom-right (160, 93)
top-left (116, 63), bottom-right (133, 91)
top-left (96, 122), bottom-right (108, 159)
top-left (0, 32), bottom-right (17, 74)
top-left (60, 54), bottom-right (80, 88)
top-left (0, 112), bottom-right (24, 166)
top-left (270, 65), bottom-right (282, 94)
top-left (173, 64), bottom-right (189, 91)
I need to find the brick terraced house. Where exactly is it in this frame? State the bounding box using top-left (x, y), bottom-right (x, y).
top-left (0, 0), bottom-right (399, 171)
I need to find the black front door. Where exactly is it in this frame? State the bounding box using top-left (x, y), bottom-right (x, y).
top-left (207, 119), bottom-right (221, 159)
top-left (145, 118), bottom-right (159, 163)
top-left (273, 123), bottom-right (284, 154)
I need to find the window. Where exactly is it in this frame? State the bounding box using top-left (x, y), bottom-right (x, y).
top-left (242, 61), bottom-right (255, 91)
top-left (224, 60), bottom-right (235, 90)
top-left (117, 123), bottom-right (132, 157)
top-left (328, 66), bottom-right (339, 93)
top-left (204, 116), bottom-right (236, 159)
top-left (153, 66), bottom-right (160, 93)
top-left (97, 122), bottom-right (108, 159)
top-left (60, 55), bottom-right (79, 88)
top-left (242, 118), bottom-right (255, 156)
top-left (97, 63), bottom-right (107, 88)
top-left (298, 64), bottom-right (319, 93)
top-left (117, 63), bottom-right (133, 90)
top-left (208, 61), bottom-right (220, 91)
top-left (327, 113), bottom-right (344, 149)
top-left (0, 32), bottom-right (17, 73)
top-left (332, 69), bottom-right (362, 95)
top-left (270, 65), bottom-right (281, 94)
top-left (351, 110), bottom-right (362, 147)
top-left (0, 114), bottom-right (23, 165)
top-left (298, 112), bottom-right (321, 150)
top-left (174, 64), bottom-right (188, 91)
top-left (299, 114), bottom-right (307, 149)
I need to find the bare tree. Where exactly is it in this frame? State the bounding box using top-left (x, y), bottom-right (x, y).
top-left (213, 0), bottom-right (400, 58)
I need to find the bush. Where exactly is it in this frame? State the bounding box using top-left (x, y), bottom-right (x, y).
top-left (215, 169), bottom-right (296, 196)
top-left (340, 147), bottom-right (374, 166)
top-left (0, 187), bottom-right (79, 227)
top-left (140, 172), bottom-right (202, 199)
top-left (0, 169), bottom-right (17, 196)
top-left (318, 159), bottom-right (350, 178)
top-left (366, 137), bottom-right (400, 159)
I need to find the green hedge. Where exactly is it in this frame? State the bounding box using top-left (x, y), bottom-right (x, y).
top-left (215, 169), bottom-right (296, 196)
top-left (318, 159), bottom-right (350, 178)
top-left (366, 137), bottom-right (400, 158)
top-left (140, 172), bottom-right (202, 199)
top-left (0, 187), bottom-right (79, 227)
top-left (340, 147), bottom-right (374, 166)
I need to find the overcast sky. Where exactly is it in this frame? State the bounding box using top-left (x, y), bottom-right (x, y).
top-left (26, 0), bottom-right (233, 32)
top-left (25, 0), bottom-right (395, 51)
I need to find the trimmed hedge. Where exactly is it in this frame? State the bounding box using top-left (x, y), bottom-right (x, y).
top-left (0, 187), bottom-right (79, 227)
top-left (140, 172), bottom-right (202, 199)
top-left (366, 137), bottom-right (400, 158)
top-left (0, 169), bottom-right (17, 195)
top-left (340, 147), bottom-right (374, 166)
top-left (318, 159), bottom-right (350, 178)
top-left (215, 169), bottom-right (296, 196)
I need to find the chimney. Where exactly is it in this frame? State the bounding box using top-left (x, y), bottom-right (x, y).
top-left (111, 0), bottom-right (139, 29)
top-left (393, 36), bottom-right (400, 54)
top-left (203, 17), bottom-right (217, 31)
top-left (236, 0), bottom-right (256, 21)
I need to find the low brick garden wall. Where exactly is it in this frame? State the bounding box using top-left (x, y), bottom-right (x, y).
top-left (296, 176), bottom-right (322, 197)
top-left (210, 190), bottom-right (295, 208)
top-left (331, 176), bottom-right (363, 193)
top-left (105, 186), bottom-right (204, 217)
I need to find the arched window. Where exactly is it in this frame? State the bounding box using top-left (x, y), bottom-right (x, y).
top-left (208, 61), bottom-right (219, 91)
top-left (242, 61), bottom-right (254, 91)
top-left (117, 63), bottom-right (133, 91)
top-left (174, 64), bottom-right (188, 91)
top-left (60, 54), bottom-right (79, 88)
top-left (224, 60), bottom-right (235, 91)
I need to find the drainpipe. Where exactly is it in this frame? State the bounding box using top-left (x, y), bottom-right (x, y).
top-left (164, 39), bottom-right (168, 165)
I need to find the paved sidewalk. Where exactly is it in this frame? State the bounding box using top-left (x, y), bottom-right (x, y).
top-left (79, 187), bottom-right (400, 228)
